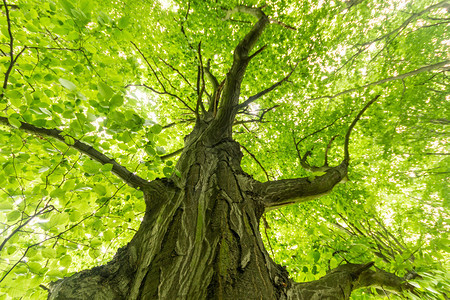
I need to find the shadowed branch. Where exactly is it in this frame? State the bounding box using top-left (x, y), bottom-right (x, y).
top-left (289, 262), bottom-right (415, 299)
top-left (257, 95), bottom-right (379, 210)
top-left (129, 41), bottom-right (195, 113)
top-left (238, 65), bottom-right (298, 109)
top-left (0, 117), bottom-right (150, 189)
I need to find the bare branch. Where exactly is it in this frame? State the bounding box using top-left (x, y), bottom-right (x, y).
top-left (238, 64), bottom-right (297, 108)
top-left (0, 117), bottom-right (150, 189)
top-left (0, 205), bottom-right (54, 253)
top-left (248, 44), bottom-right (267, 60)
top-left (292, 114), bottom-right (345, 172)
top-left (160, 148), bottom-right (183, 161)
top-left (125, 84), bottom-right (194, 113)
top-left (130, 41), bottom-right (195, 113)
top-left (1, 0), bottom-right (26, 97)
top-left (157, 56), bottom-right (193, 89)
top-left (240, 144), bottom-right (270, 181)
top-left (294, 115), bottom-right (343, 146)
top-left (269, 18), bottom-right (297, 30)
top-left (0, 3), bottom-right (19, 9)
top-left (162, 118), bottom-right (196, 129)
top-left (311, 60), bottom-right (450, 100)
top-left (234, 104), bottom-right (279, 125)
top-left (204, 59), bottom-right (219, 93)
top-left (195, 41), bottom-right (206, 116)
top-left (207, 6), bottom-right (270, 139)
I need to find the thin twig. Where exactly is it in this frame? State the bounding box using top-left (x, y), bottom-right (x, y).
top-left (241, 144), bottom-right (270, 181)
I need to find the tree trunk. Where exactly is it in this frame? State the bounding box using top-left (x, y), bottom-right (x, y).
top-left (49, 138), bottom-right (292, 299)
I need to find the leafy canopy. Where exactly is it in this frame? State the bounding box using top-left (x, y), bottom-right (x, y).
top-left (0, 0), bottom-right (448, 299)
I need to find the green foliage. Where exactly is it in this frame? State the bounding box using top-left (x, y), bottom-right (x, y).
top-left (0, 0), bottom-right (448, 299)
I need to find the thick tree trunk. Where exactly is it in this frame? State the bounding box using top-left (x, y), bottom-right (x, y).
top-left (49, 139), bottom-right (291, 299)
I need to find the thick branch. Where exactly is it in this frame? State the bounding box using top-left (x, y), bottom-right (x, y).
top-left (255, 162), bottom-right (348, 211)
top-left (288, 263), bottom-right (414, 299)
top-left (208, 6), bottom-right (269, 140)
top-left (310, 60), bottom-right (450, 100)
top-left (204, 59), bottom-right (219, 93)
top-left (0, 117), bottom-right (149, 189)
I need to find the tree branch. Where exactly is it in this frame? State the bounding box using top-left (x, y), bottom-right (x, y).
top-left (311, 60), bottom-right (450, 100)
top-left (254, 162), bottom-right (348, 211)
top-left (195, 41), bottom-right (206, 116)
top-left (258, 96), bottom-right (378, 210)
top-left (157, 56), bottom-right (193, 89)
top-left (130, 41), bottom-right (195, 113)
top-left (1, 0), bottom-right (26, 97)
top-left (160, 148), bottom-right (183, 161)
top-left (238, 65), bottom-right (297, 109)
top-left (125, 84), bottom-right (194, 113)
top-left (358, 1), bottom-right (449, 47)
top-left (344, 95), bottom-right (380, 163)
top-left (288, 263), bottom-right (415, 299)
top-left (0, 117), bottom-right (150, 189)
top-left (207, 6), bottom-right (270, 141)
top-left (235, 104), bottom-right (279, 125)
top-left (240, 144), bottom-right (270, 181)
top-left (269, 18), bottom-right (297, 30)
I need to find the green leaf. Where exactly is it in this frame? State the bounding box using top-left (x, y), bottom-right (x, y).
top-left (101, 163), bottom-right (114, 172)
top-left (110, 94), bottom-right (124, 109)
top-left (145, 145), bottom-right (156, 156)
top-left (93, 184), bottom-right (107, 195)
top-left (7, 116), bottom-right (21, 128)
top-left (163, 167), bottom-right (172, 177)
top-left (0, 202), bottom-right (13, 211)
top-left (98, 82), bottom-right (114, 100)
top-left (7, 210), bottom-right (21, 222)
top-left (156, 146), bottom-right (166, 155)
top-left (151, 124), bottom-right (163, 134)
top-left (28, 262), bottom-right (43, 274)
top-left (103, 230), bottom-right (115, 241)
top-left (58, 78), bottom-right (77, 91)
top-left (82, 159), bottom-right (102, 174)
top-left (7, 246), bottom-right (16, 255)
top-left (59, 255), bottom-right (72, 267)
top-left (63, 135), bottom-right (75, 145)
top-left (42, 248), bottom-right (56, 258)
top-left (118, 15), bottom-right (130, 28)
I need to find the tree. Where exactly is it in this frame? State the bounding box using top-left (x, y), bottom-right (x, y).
top-left (0, 0), bottom-right (448, 299)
